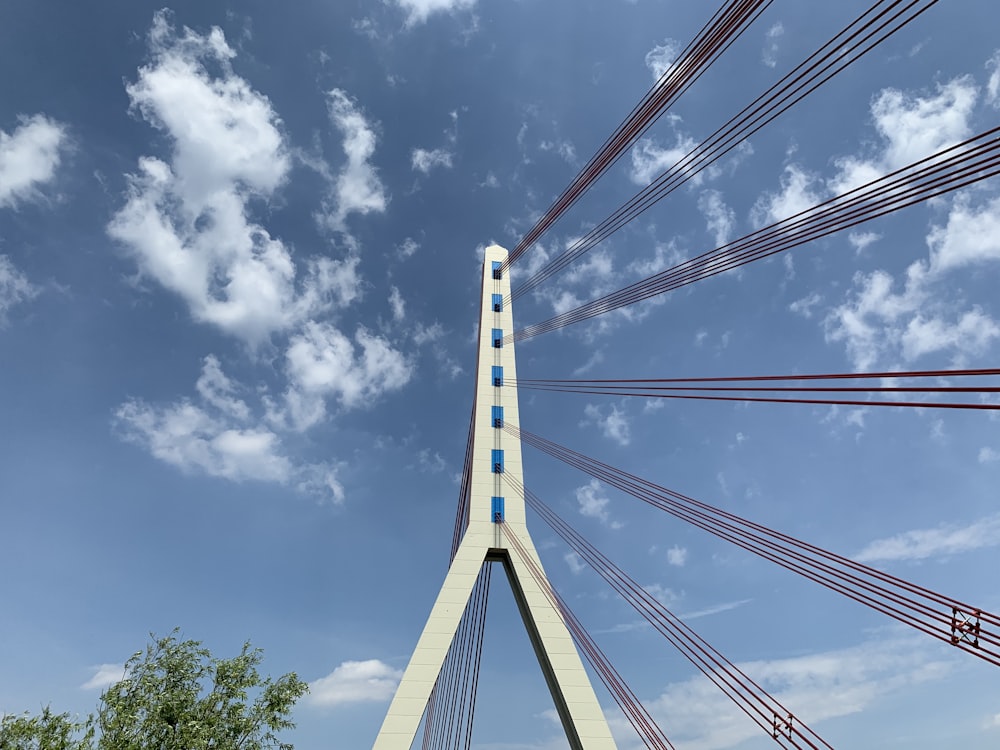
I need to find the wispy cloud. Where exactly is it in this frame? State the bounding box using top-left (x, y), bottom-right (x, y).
top-left (597, 598), bottom-right (752, 635)
top-left (575, 478), bottom-right (623, 529)
top-left (324, 88), bottom-right (389, 235)
top-left (666, 545), bottom-right (688, 567)
top-left (0, 255), bottom-right (39, 324)
top-left (762, 21), bottom-right (784, 68)
top-left (564, 551), bottom-right (585, 575)
top-left (411, 147), bottom-right (453, 174)
top-left (820, 72), bottom-right (1000, 370)
top-left (81, 663), bottom-right (127, 690)
top-left (855, 513), bottom-right (1000, 562)
top-left (677, 598), bottom-right (751, 620)
top-left (115, 356), bottom-right (347, 503)
top-left (619, 636), bottom-right (950, 750)
top-left (644, 38), bottom-right (680, 81)
top-left (582, 403), bottom-right (631, 446)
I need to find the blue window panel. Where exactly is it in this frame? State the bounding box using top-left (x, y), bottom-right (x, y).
top-left (491, 449), bottom-right (504, 473)
top-left (492, 260), bottom-right (502, 279)
top-left (492, 294), bottom-right (503, 312)
top-left (492, 405), bottom-right (504, 428)
top-left (492, 328), bottom-right (503, 348)
top-left (492, 366), bottom-right (503, 387)
top-left (491, 496), bottom-right (505, 523)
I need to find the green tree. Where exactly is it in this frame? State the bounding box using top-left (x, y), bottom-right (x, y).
top-left (0, 631), bottom-right (308, 750)
top-left (0, 707), bottom-right (92, 750)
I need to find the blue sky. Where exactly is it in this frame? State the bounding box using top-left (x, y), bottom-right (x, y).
top-left (2, 0), bottom-right (1000, 747)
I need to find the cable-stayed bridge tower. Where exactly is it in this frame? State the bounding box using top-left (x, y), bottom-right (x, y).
top-left (372, 245), bottom-right (617, 749)
top-left (364, 3), bottom-right (1000, 746)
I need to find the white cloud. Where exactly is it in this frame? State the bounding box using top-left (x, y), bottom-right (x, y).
top-left (826, 193), bottom-right (1000, 370)
top-left (539, 139), bottom-right (576, 164)
top-left (397, 237), bottom-right (420, 259)
top-left (645, 38), bottom-right (680, 81)
top-left (413, 321), bottom-right (445, 345)
top-left (271, 322), bottom-right (410, 431)
top-left (925, 194), bottom-right (1000, 273)
top-left (762, 22), bottom-right (784, 68)
top-left (307, 659), bottom-right (402, 707)
top-left (848, 231), bottom-right (881, 253)
top-left (756, 75), bottom-right (978, 232)
top-left (630, 129), bottom-right (698, 186)
top-left (666, 545), bottom-right (688, 567)
top-left (415, 448), bottom-right (447, 474)
top-left (81, 663), bottom-right (127, 691)
top-left (546, 289), bottom-right (580, 316)
top-left (643, 583), bottom-right (678, 606)
top-left (574, 479), bottom-right (621, 529)
top-left (603, 598), bottom-right (750, 636)
top-left (829, 76), bottom-right (978, 196)
top-left (531, 243), bottom-right (624, 330)
top-left (573, 349), bottom-right (604, 376)
top-left (115, 356), bottom-right (344, 502)
top-left (789, 291), bottom-right (822, 319)
top-left (900, 309), bottom-right (999, 361)
top-left (388, 285), bottom-right (405, 321)
top-left (872, 77), bottom-right (977, 169)
top-left (108, 13), bottom-right (360, 345)
top-left (410, 321), bottom-right (462, 380)
top-left (980, 447), bottom-right (1000, 464)
top-left (0, 114), bottom-right (67, 207)
top-left (564, 551), bottom-right (585, 575)
top-left (116, 398), bottom-right (293, 484)
top-left (698, 189), bottom-right (735, 247)
top-left (0, 255), bottom-right (38, 324)
top-left (631, 637), bottom-right (948, 750)
top-left (324, 89), bottom-right (388, 233)
top-left (627, 239), bottom-right (686, 278)
top-left (677, 599), bottom-right (751, 620)
top-left (987, 51), bottom-right (1000, 107)
top-left (411, 147), bottom-right (453, 174)
top-left (196, 355), bottom-right (251, 420)
top-left (855, 513), bottom-right (1000, 562)
top-left (751, 164), bottom-right (823, 227)
top-left (582, 403), bottom-right (631, 446)
top-left (562, 247), bottom-right (614, 289)
top-left (393, 0), bottom-right (476, 26)
top-left (716, 471), bottom-right (729, 496)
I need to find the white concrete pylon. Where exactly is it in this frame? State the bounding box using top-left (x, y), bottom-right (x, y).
top-left (372, 245), bottom-right (617, 750)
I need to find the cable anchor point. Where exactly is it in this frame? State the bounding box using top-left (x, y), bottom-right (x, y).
top-left (772, 712), bottom-right (793, 741)
top-left (950, 607), bottom-right (982, 648)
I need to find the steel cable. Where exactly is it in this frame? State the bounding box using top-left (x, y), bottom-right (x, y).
top-left (508, 0), bottom-right (940, 302)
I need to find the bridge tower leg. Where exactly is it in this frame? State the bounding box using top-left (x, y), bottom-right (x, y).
top-left (372, 245), bottom-right (617, 750)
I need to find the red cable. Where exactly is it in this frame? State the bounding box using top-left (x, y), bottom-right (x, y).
top-left (505, 474), bottom-right (832, 749)
top-left (510, 127), bottom-right (1000, 342)
top-left (519, 367), bottom-right (1000, 384)
top-left (509, 0), bottom-right (939, 303)
top-left (512, 386), bottom-right (1000, 411)
top-left (506, 426), bottom-right (1000, 665)
top-left (504, 0), bottom-right (771, 272)
top-left (501, 523), bottom-right (677, 749)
